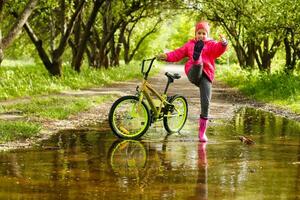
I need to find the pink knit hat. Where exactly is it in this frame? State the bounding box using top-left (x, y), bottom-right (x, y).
top-left (195, 21), bottom-right (210, 34)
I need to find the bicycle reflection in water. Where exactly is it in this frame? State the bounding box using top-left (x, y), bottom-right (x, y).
top-left (107, 139), bottom-right (161, 190)
top-left (107, 138), bottom-right (208, 199)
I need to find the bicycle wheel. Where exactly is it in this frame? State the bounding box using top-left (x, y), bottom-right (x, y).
top-left (163, 95), bottom-right (188, 133)
top-left (109, 96), bottom-right (150, 139)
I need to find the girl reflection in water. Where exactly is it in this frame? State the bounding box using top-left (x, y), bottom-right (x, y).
top-left (187, 143), bottom-right (208, 200)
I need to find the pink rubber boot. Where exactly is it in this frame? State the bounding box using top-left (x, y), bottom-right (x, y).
top-left (199, 117), bottom-right (208, 142)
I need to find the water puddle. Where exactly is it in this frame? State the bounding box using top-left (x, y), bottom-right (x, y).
top-left (0, 107), bottom-right (299, 199)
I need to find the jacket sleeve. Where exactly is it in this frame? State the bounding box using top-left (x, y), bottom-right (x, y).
top-left (165, 43), bottom-right (188, 62)
top-left (209, 41), bottom-right (227, 59)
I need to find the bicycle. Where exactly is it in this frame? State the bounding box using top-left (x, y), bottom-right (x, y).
top-left (108, 57), bottom-right (188, 139)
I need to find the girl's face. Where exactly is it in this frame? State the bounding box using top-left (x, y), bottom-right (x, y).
top-left (195, 29), bottom-right (207, 41)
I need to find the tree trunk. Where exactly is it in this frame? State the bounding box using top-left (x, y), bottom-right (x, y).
top-left (232, 43), bottom-right (247, 68)
top-left (283, 33), bottom-right (297, 73)
top-left (0, 1), bottom-right (3, 63)
top-left (261, 55), bottom-right (271, 73)
top-left (86, 29), bottom-right (102, 68)
top-left (261, 38), bottom-right (271, 72)
top-left (49, 0), bottom-right (85, 76)
top-left (23, 22), bottom-right (52, 71)
top-left (254, 37), bottom-right (281, 73)
top-left (85, 47), bottom-right (93, 67)
top-left (0, 0), bottom-right (4, 12)
top-left (246, 41), bottom-right (256, 68)
top-left (0, 0), bottom-right (38, 65)
top-left (70, 0), bottom-right (82, 68)
top-left (284, 37), bottom-right (292, 69)
top-left (52, 0), bottom-right (85, 59)
top-left (1, 0), bottom-right (38, 49)
top-left (0, 47), bottom-right (3, 64)
top-left (70, 18), bottom-right (81, 68)
top-left (73, 0), bottom-right (104, 72)
top-left (109, 35), bottom-right (118, 66)
top-left (0, 30), bottom-right (3, 64)
top-left (0, 1), bottom-right (4, 63)
top-left (123, 42), bottom-right (130, 64)
top-left (23, 21), bottom-right (63, 76)
top-left (60, 0), bottom-right (66, 36)
top-left (51, 50), bottom-right (63, 76)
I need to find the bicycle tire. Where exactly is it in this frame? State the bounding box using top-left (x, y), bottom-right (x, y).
top-left (163, 95), bottom-right (188, 133)
top-left (108, 95), bottom-right (151, 139)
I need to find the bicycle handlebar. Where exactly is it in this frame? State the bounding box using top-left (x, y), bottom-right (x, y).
top-left (141, 57), bottom-right (156, 80)
top-left (143, 57), bottom-right (157, 62)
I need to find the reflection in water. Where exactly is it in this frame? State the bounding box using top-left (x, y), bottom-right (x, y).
top-left (106, 137), bottom-right (209, 199)
top-left (0, 107), bottom-right (299, 199)
top-left (232, 107), bottom-right (300, 139)
top-left (107, 140), bottom-right (150, 189)
top-left (108, 140), bottom-right (147, 175)
top-left (187, 143), bottom-right (208, 200)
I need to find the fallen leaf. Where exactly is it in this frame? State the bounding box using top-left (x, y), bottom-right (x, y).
top-left (238, 136), bottom-right (255, 145)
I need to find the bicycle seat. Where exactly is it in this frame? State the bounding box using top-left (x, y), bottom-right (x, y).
top-left (165, 72), bottom-right (181, 81)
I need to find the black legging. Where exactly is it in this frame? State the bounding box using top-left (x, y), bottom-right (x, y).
top-left (187, 64), bottom-right (212, 119)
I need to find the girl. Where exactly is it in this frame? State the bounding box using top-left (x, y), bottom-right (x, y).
top-left (157, 21), bottom-right (228, 142)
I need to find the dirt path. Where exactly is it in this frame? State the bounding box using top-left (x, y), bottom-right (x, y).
top-left (0, 64), bottom-right (299, 150)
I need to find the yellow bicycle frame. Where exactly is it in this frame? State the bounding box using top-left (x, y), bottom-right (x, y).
top-left (138, 79), bottom-right (170, 121)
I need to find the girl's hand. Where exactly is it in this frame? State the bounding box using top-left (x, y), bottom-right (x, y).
top-left (156, 53), bottom-right (167, 61)
top-left (219, 34), bottom-right (227, 45)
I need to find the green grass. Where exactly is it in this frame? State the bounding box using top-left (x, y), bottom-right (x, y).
top-left (215, 64), bottom-right (300, 113)
top-left (0, 95), bottom-right (113, 143)
top-left (0, 61), bottom-right (160, 100)
top-left (1, 95), bottom-right (113, 120)
top-left (0, 120), bottom-right (41, 142)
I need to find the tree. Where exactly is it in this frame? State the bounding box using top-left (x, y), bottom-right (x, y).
top-left (278, 0), bottom-right (300, 73)
top-left (83, 0), bottom-right (183, 69)
top-left (83, 0), bottom-right (149, 68)
top-left (120, 10), bottom-right (163, 64)
top-left (0, 0), bottom-right (38, 65)
top-left (95, 0), bottom-right (147, 68)
top-left (72, 0), bottom-right (105, 72)
top-left (21, 0), bottom-right (86, 76)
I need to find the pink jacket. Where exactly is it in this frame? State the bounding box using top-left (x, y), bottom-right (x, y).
top-left (166, 39), bottom-right (227, 82)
